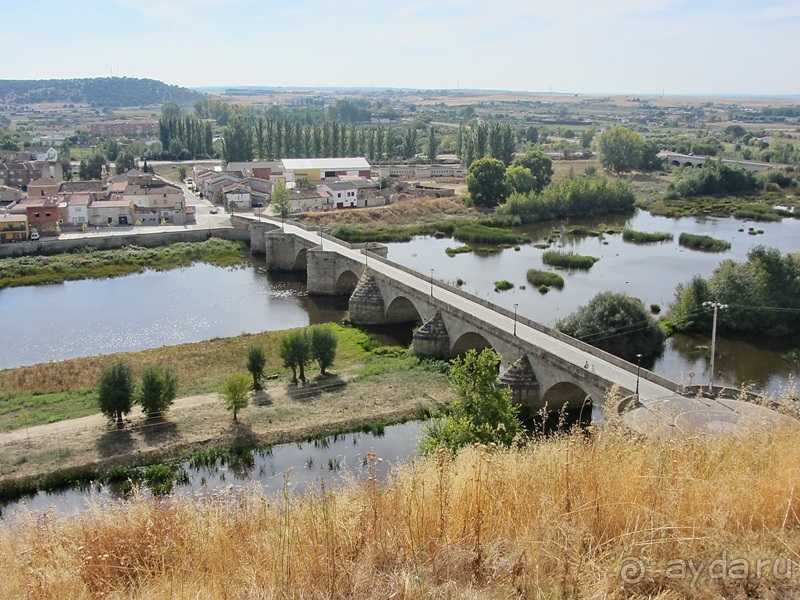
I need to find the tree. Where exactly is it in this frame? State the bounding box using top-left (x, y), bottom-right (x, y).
top-left (161, 102), bottom-right (181, 120)
top-left (278, 330), bottom-right (311, 384)
top-left (97, 360), bottom-right (135, 429)
top-left (271, 179), bottom-right (291, 222)
top-left (246, 344), bottom-right (266, 390)
top-left (80, 153), bottom-right (108, 180)
top-left (220, 373), bottom-right (250, 423)
top-left (580, 128), bottom-right (595, 149)
top-left (556, 292), bottom-right (665, 361)
top-left (419, 348), bottom-right (521, 454)
top-left (115, 150), bottom-right (137, 175)
top-left (504, 165), bottom-right (537, 194)
top-left (138, 365), bottom-right (178, 418)
top-left (221, 114), bottom-right (253, 163)
top-left (309, 325), bottom-right (337, 375)
top-left (401, 127), bottom-right (419, 160)
top-left (466, 157), bottom-right (509, 208)
top-left (597, 126), bottom-right (644, 173)
top-left (511, 150), bottom-right (553, 194)
top-left (640, 140), bottom-right (663, 171)
top-left (427, 125), bottom-right (439, 164)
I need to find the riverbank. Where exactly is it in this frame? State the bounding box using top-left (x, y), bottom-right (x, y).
top-left (0, 238), bottom-right (249, 289)
top-left (0, 352), bottom-right (453, 495)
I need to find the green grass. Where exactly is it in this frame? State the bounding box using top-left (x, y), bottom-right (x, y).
top-left (678, 232), bottom-right (732, 252)
top-left (0, 390), bottom-right (96, 432)
top-left (622, 229), bottom-right (674, 244)
top-left (542, 251), bottom-right (598, 270)
top-left (0, 239), bottom-right (249, 289)
top-left (445, 245), bottom-right (473, 256)
top-left (0, 324), bottom-right (378, 432)
top-left (452, 223), bottom-right (529, 245)
top-left (331, 219), bottom-right (530, 246)
top-left (526, 269), bottom-right (565, 288)
top-left (645, 191), bottom-right (799, 220)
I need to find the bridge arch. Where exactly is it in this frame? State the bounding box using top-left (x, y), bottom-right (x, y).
top-left (541, 382), bottom-right (593, 412)
top-left (335, 270), bottom-right (360, 295)
top-left (293, 248), bottom-right (308, 270)
top-left (385, 295), bottom-right (423, 324)
top-left (450, 331), bottom-right (494, 358)
top-left (670, 160), bottom-right (681, 167)
top-left (683, 162), bottom-right (694, 168)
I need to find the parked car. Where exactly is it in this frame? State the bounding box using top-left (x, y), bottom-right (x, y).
top-left (209, 207), bottom-right (219, 214)
top-left (252, 201), bottom-right (264, 208)
top-left (29, 229), bottom-right (40, 241)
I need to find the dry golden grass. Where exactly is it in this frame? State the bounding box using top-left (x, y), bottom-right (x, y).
top-left (303, 196), bottom-right (481, 228)
top-left (4, 420), bottom-right (800, 598)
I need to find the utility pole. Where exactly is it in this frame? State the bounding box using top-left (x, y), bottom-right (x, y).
top-left (702, 301), bottom-right (728, 393)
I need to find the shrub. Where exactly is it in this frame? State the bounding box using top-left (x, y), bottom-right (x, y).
top-left (678, 233), bottom-right (731, 252)
top-left (539, 285), bottom-right (549, 294)
top-left (526, 269), bottom-right (565, 288)
top-left (557, 292), bottom-right (666, 360)
top-left (496, 177), bottom-right (635, 225)
top-left (445, 245), bottom-right (473, 257)
top-left (494, 280), bottom-right (514, 291)
top-left (622, 229), bottom-right (674, 244)
top-left (542, 251), bottom-right (598, 270)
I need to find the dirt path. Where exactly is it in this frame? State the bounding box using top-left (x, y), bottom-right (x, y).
top-left (0, 370), bottom-right (452, 484)
top-left (0, 392), bottom-right (218, 445)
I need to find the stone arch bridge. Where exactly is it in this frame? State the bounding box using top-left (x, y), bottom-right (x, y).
top-left (247, 219), bottom-right (684, 416)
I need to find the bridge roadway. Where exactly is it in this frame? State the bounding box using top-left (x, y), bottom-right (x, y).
top-left (277, 218), bottom-right (676, 403)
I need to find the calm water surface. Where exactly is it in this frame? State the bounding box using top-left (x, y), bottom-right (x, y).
top-left (3, 422), bottom-right (424, 520)
top-left (0, 259), bottom-right (347, 370)
top-left (385, 210), bottom-right (800, 394)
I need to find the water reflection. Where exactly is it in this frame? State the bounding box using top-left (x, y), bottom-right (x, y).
top-left (3, 422), bottom-right (425, 519)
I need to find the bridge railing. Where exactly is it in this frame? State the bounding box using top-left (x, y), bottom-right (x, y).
top-left (361, 247), bottom-right (684, 395)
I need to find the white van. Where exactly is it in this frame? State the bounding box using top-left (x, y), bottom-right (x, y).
top-left (30, 229), bottom-right (40, 241)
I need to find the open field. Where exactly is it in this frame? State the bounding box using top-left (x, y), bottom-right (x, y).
top-left (3, 417), bottom-right (800, 598)
top-left (0, 355), bottom-right (451, 484)
top-left (0, 325), bottom-right (383, 432)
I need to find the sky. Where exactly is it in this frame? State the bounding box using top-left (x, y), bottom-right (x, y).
top-left (2, 0), bottom-right (799, 96)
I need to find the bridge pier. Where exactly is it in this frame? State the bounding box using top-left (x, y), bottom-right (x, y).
top-left (348, 272), bottom-right (386, 324)
top-left (249, 222), bottom-right (280, 255)
top-left (264, 230), bottom-right (312, 271)
top-left (307, 249), bottom-right (363, 295)
top-left (412, 312), bottom-right (450, 358)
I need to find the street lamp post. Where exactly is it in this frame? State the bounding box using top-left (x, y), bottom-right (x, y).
top-left (702, 301), bottom-right (729, 393)
top-left (635, 353), bottom-right (642, 397)
top-left (430, 269), bottom-right (434, 297)
top-left (513, 303), bottom-right (518, 336)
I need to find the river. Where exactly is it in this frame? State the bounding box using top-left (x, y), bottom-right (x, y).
top-left (1, 209), bottom-right (798, 516)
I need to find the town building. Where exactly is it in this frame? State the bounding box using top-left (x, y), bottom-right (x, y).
top-left (281, 157), bottom-right (371, 183)
top-left (88, 121), bottom-right (159, 137)
top-left (0, 160), bottom-right (63, 189)
top-left (0, 213), bottom-right (29, 242)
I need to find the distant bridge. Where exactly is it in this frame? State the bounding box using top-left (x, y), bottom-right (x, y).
top-left (660, 152), bottom-right (788, 173)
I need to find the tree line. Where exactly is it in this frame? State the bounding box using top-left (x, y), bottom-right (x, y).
top-left (219, 114), bottom-right (429, 163)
